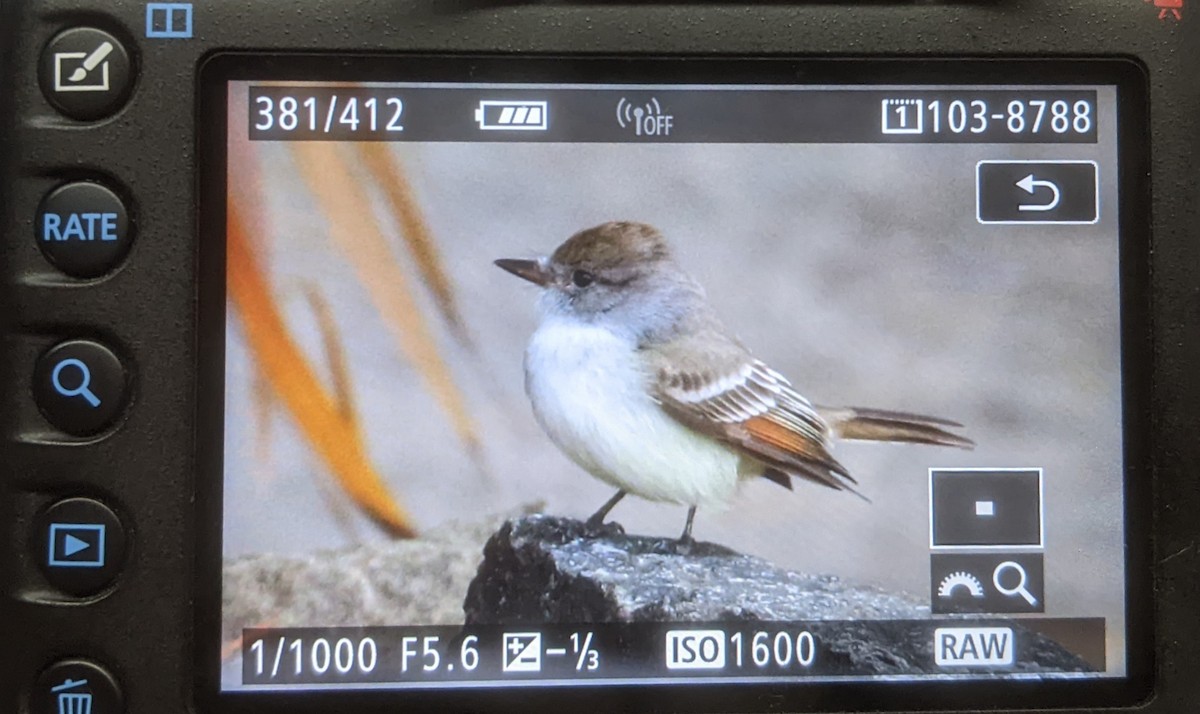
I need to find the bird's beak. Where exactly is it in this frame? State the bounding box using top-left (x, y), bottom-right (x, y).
top-left (494, 258), bottom-right (553, 287)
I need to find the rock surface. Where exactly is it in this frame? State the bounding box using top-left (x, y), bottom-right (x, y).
top-left (464, 514), bottom-right (929, 624)
top-left (463, 515), bottom-right (1093, 674)
top-left (221, 510), bottom-right (524, 643)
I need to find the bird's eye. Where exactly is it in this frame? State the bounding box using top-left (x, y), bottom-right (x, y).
top-left (571, 270), bottom-right (595, 288)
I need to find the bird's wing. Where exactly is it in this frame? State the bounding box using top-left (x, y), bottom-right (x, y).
top-left (643, 331), bottom-right (862, 495)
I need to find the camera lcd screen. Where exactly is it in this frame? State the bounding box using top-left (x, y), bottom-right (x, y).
top-left (203, 57), bottom-right (1149, 709)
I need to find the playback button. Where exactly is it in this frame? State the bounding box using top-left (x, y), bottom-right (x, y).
top-left (36, 498), bottom-right (128, 597)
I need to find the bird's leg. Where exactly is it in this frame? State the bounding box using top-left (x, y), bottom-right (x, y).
top-left (584, 490), bottom-right (627, 535)
top-left (677, 506), bottom-right (698, 548)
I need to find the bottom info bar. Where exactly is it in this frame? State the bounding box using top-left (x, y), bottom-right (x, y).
top-left (241, 619), bottom-right (1104, 686)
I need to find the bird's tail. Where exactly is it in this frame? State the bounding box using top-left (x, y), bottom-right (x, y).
top-left (817, 406), bottom-right (975, 450)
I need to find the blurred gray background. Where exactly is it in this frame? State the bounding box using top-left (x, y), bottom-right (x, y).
top-left (223, 88), bottom-right (1125, 673)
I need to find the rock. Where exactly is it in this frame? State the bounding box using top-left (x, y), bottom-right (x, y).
top-left (462, 515), bottom-right (1094, 674)
top-left (221, 508), bottom-right (533, 643)
top-left (463, 514), bottom-right (929, 624)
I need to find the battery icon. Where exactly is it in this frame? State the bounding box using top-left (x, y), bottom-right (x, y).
top-left (474, 100), bottom-right (549, 131)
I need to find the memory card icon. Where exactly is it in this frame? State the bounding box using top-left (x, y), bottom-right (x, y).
top-left (475, 101), bottom-right (549, 131)
top-left (502, 632), bottom-right (542, 672)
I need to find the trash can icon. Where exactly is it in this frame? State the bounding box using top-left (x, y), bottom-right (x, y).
top-left (51, 678), bottom-right (92, 714)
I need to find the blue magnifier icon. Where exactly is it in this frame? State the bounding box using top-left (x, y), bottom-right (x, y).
top-left (51, 358), bottom-right (101, 408)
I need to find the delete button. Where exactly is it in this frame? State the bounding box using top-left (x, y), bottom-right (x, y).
top-left (36, 181), bottom-right (132, 278)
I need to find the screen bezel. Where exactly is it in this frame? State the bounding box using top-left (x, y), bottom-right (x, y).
top-left (194, 53), bottom-right (1153, 714)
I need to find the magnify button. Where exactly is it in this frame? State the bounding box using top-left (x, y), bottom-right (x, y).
top-left (51, 358), bottom-right (101, 407)
top-left (993, 560), bottom-right (1038, 606)
top-left (34, 340), bottom-right (128, 436)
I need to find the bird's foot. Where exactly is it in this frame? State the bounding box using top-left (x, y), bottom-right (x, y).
top-left (582, 517), bottom-right (625, 539)
top-left (674, 533), bottom-right (696, 555)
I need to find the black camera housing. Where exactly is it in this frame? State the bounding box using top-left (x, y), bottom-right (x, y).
top-left (0, 1), bottom-right (1196, 713)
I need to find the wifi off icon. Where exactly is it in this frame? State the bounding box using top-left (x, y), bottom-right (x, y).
top-left (616, 97), bottom-right (674, 137)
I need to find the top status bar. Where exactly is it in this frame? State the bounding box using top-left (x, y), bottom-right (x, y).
top-left (247, 85), bottom-right (1100, 144)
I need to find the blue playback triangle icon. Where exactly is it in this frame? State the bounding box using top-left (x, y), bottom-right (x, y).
top-left (63, 534), bottom-right (90, 557)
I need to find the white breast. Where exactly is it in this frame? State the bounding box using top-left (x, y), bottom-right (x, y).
top-left (523, 317), bottom-right (742, 507)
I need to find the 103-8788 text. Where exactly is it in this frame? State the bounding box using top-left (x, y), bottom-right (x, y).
top-left (881, 95), bottom-right (1096, 139)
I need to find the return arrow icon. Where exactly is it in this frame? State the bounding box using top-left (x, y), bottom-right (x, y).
top-left (1015, 174), bottom-right (1061, 212)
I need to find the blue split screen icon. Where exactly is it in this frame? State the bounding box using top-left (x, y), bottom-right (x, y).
top-left (146, 3), bottom-right (194, 39)
top-left (48, 523), bottom-right (107, 568)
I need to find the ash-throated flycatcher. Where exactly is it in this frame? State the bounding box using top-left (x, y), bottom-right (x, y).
top-left (496, 221), bottom-right (973, 544)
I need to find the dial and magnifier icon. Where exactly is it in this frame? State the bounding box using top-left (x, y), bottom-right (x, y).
top-left (937, 560), bottom-right (1039, 608)
top-left (931, 554), bottom-right (1044, 614)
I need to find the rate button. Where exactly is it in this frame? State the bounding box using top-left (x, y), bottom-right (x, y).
top-left (36, 182), bottom-right (132, 278)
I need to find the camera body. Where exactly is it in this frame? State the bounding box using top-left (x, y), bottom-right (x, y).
top-left (0, 1), bottom-right (1197, 713)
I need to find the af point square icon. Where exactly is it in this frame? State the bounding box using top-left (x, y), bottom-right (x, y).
top-left (930, 468), bottom-right (1042, 548)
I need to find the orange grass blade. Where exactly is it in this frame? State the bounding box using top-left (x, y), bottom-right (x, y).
top-left (355, 143), bottom-right (472, 347)
top-left (302, 282), bottom-right (358, 427)
top-left (289, 142), bottom-right (484, 459)
top-left (299, 282), bottom-right (369, 540)
top-left (250, 364), bottom-right (274, 465)
top-left (227, 204), bottom-right (417, 538)
top-left (250, 366), bottom-right (276, 478)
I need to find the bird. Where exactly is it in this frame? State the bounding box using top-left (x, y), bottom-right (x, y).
top-left (495, 221), bottom-right (973, 545)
